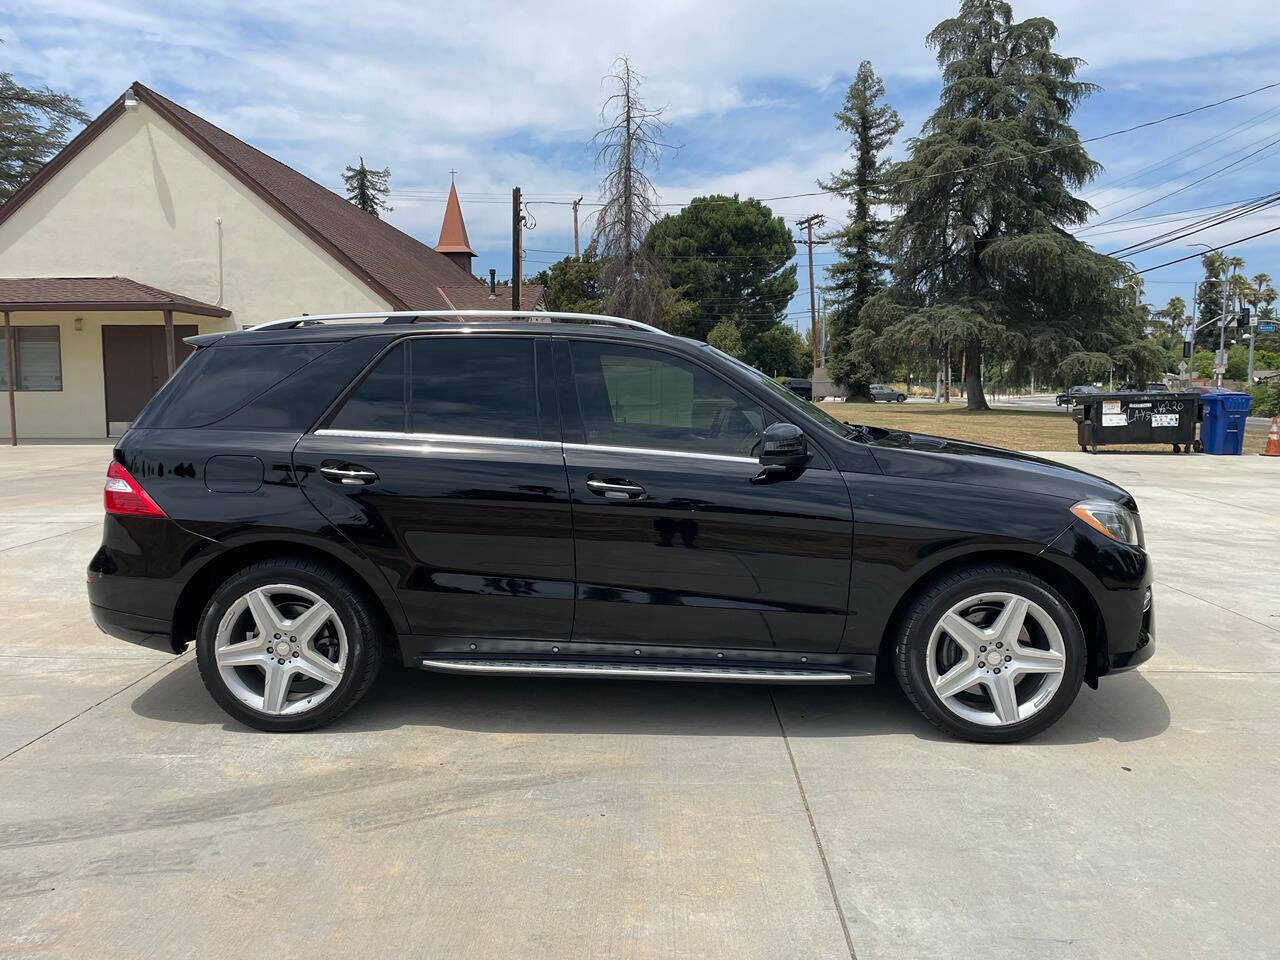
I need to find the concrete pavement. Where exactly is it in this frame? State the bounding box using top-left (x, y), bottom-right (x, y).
top-left (0, 443), bottom-right (1277, 959)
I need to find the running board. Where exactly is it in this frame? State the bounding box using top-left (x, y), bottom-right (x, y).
top-left (417, 657), bottom-right (864, 683)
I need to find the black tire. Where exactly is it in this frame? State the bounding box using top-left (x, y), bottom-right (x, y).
top-left (894, 564), bottom-right (1086, 743)
top-left (897, 394), bottom-right (906, 402)
top-left (195, 557), bottom-right (382, 732)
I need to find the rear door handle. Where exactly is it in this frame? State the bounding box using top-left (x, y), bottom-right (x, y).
top-left (586, 478), bottom-right (646, 500)
top-left (320, 464), bottom-right (379, 485)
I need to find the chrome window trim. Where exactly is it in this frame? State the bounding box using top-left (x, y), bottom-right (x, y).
top-left (314, 430), bottom-right (758, 464)
top-left (563, 442), bottom-right (757, 465)
top-left (315, 428), bottom-right (560, 449)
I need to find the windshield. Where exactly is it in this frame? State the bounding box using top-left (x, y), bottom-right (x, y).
top-left (698, 344), bottom-right (864, 440)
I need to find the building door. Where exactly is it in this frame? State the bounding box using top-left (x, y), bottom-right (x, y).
top-left (102, 324), bottom-right (197, 434)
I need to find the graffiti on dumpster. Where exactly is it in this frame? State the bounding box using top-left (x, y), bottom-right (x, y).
top-left (1101, 397), bottom-right (1188, 429)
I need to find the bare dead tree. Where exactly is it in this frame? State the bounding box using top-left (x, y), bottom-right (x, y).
top-left (590, 57), bottom-right (672, 325)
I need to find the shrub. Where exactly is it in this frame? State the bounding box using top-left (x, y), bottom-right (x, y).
top-left (1250, 382), bottom-right (1280, 418)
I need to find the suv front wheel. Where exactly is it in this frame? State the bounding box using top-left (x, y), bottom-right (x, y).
top-left (894, 565), bottom-right (1086, 742)
top-left (195, 557), bottom-right (382, 731)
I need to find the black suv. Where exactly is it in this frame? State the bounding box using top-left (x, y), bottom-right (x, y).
top-left (88, 312), bottom-right (1154, 742)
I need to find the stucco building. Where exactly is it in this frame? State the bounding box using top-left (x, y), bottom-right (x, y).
top-left (0, 82), bottom-right (541, 440)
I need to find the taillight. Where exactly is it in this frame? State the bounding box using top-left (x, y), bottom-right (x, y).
top-left (104, 460), bottom-right (168, 518)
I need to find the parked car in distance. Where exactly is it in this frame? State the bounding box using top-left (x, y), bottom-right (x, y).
top-left (870, 383), bottom-right (907, 402)
top-left (1056, 385), bottom-right (1101, 406)
top-left (88, 311), bottom-right (1154, 743)
top-left (781, 378), bottom-right (812, 401)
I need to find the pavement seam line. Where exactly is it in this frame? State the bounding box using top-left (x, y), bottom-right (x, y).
top-left (0, 522), bottom-right (101, 553)
top-left (1153, 577), bottom-right (1280, 635)
top-left (0, 657), bottom-right (178, 764)
top-left (768, 688), bottom-right (858, 960)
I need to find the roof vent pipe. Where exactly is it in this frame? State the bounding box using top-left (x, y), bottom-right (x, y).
top-left (489, 269), bottom-right (497, 295)
top-left (123, 86), bottom-right (139, 111)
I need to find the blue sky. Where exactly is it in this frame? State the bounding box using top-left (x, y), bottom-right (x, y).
top-left (5, 0), bottom-right (1280, 327)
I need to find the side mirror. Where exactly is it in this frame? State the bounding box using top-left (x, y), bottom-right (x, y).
top-left (759, 422), bottom-right (810, 468)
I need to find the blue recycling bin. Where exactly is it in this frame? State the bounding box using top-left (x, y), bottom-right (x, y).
top-left (1199, 392), bottom-right (1251, 455)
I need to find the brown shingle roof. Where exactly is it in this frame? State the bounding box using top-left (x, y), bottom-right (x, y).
top-left (434, 284), bottom-right (545, 311)
top-left (0, 276), bottom-right (230, 317)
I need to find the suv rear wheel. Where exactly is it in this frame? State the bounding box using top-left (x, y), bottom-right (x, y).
top-left (894, 565), bottom-right (1085, 742)
top-left (195, 558), bottom-right (382, 731)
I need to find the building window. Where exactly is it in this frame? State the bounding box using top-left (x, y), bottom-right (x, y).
top-left (0, 326), bottom-right (63, 392)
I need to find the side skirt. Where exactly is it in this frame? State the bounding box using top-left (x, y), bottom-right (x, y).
top-left (399, 635), bottom-right (875, 685)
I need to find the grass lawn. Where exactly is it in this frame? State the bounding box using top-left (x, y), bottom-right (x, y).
top-left (817, 401), bottom-right (1271, 455)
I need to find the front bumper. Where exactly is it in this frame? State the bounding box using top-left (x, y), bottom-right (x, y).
top-left (1108, 585), bottom-right (1154, 672)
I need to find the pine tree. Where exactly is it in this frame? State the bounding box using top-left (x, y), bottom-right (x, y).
top-left (341, 157), bottom-right (392, 218)
top-left (875, 0), bottom-right (1128, 409)
top-left (0, 59), bottom-right (88, 201)
top-left (818, 61), bottom-right (901, 392)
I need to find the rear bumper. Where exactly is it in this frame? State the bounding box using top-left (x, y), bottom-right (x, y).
top-left (89, 602), bottom-right (182, 654)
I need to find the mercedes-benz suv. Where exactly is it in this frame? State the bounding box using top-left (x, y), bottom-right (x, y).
top-left (88, 311), bottom-right (1153, 742)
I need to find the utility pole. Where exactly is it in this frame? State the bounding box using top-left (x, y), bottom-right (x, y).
top-left (572, 197), bottom-right (583, 258)
top-left (1217, 265), bottom-right (1233, 388)
top-left (511, 186), bottom-right (522, 311)
top-left (796, 214), bottom-right (827, 373)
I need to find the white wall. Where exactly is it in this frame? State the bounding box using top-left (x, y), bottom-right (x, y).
top-left (1, 310), bottom-right (231, 440)
top-left (0, 103), bottom-right (391, 328)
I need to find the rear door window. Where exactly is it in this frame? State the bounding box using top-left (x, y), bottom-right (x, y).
top-left (328, 336), bottom-right (542, 439)
top-left (409, 337), bottom-right (539, 438)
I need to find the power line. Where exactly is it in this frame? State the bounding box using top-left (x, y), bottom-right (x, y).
top-left (519, 80), bottom-right (1280, 210)
top-left (1085, 134), bottom-right (1280, 228)
top-left (1106, 191), bottom-right (1280, 257)
top-left (1130, 222), bottom-right (1280, 275)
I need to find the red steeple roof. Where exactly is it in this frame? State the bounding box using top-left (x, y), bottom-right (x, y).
top-left (435, 181), bottom-right (476, 257)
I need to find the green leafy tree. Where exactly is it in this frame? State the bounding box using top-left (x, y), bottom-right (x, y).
top-left (750, 324), bottom-right (811, 378)
top-left (819, 61), bottom-right (902, 392)
top-left (531, 245), bottom-right (604, 313)
top-left (341, 157), bottom-right (392, 218)
top-left (871, 0), bottom-right (1128, 409)
top-left (706, 320), bottom-right (745, 359)
top-left (0, 57), bottom-right (88, 201)
top-left (644, 194), bottom-right (797, 368)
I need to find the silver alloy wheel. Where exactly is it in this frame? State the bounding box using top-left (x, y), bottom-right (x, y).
top-left (925, 591), bottom-right (1066, 727)
top-left (213, 583), bottom-right (348, 716)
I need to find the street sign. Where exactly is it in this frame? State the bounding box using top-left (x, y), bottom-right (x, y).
top-left (1261, 323), bottom-right (1276, 333)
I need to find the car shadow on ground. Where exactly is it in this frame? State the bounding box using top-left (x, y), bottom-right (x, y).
top-left (131, 658), bottom-right (1171, 746)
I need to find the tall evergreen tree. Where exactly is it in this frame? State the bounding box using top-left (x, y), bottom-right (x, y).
top-left (341, 157), bottom-right (392, 218)
top-left (818, 61), bottom-right (902, 391)
top-left (873, 0), bottom-right (1128, 409)
top-left (0, 55), bottom-right (88, 202)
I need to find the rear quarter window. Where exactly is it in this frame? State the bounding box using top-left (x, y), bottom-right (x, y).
top-left (134, 341), bottom-right (337, 428)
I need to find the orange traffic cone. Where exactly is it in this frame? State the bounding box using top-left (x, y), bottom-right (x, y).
top-left (1263, 416), bottom-right (1280, 457)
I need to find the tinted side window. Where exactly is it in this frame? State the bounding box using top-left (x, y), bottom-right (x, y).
top-left (409, 337), bottom-right (538, 438)
top-left (568, 341), bottom-right (765, 457)
top-left (330, 342), bottom-right (408, 431)
top-left (136, 341), bottom-right (335, 428)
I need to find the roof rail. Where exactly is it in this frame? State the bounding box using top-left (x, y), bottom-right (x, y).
top-left (250, 310), bottom-right (670, 336)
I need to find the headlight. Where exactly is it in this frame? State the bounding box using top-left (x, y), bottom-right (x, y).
top-left (1071, 498), bottom-right (1141, 545)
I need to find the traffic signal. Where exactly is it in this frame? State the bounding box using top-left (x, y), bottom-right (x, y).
top-left (1238, 308), bottom-right (1251, 330)
top-left (1183, 340), bottom-right (1193, 359)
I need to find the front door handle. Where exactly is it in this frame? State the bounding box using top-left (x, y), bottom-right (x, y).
top-left (320, 464), bottom-right (379, 485)
top-left (586, 478), bottom-right (646, 500)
